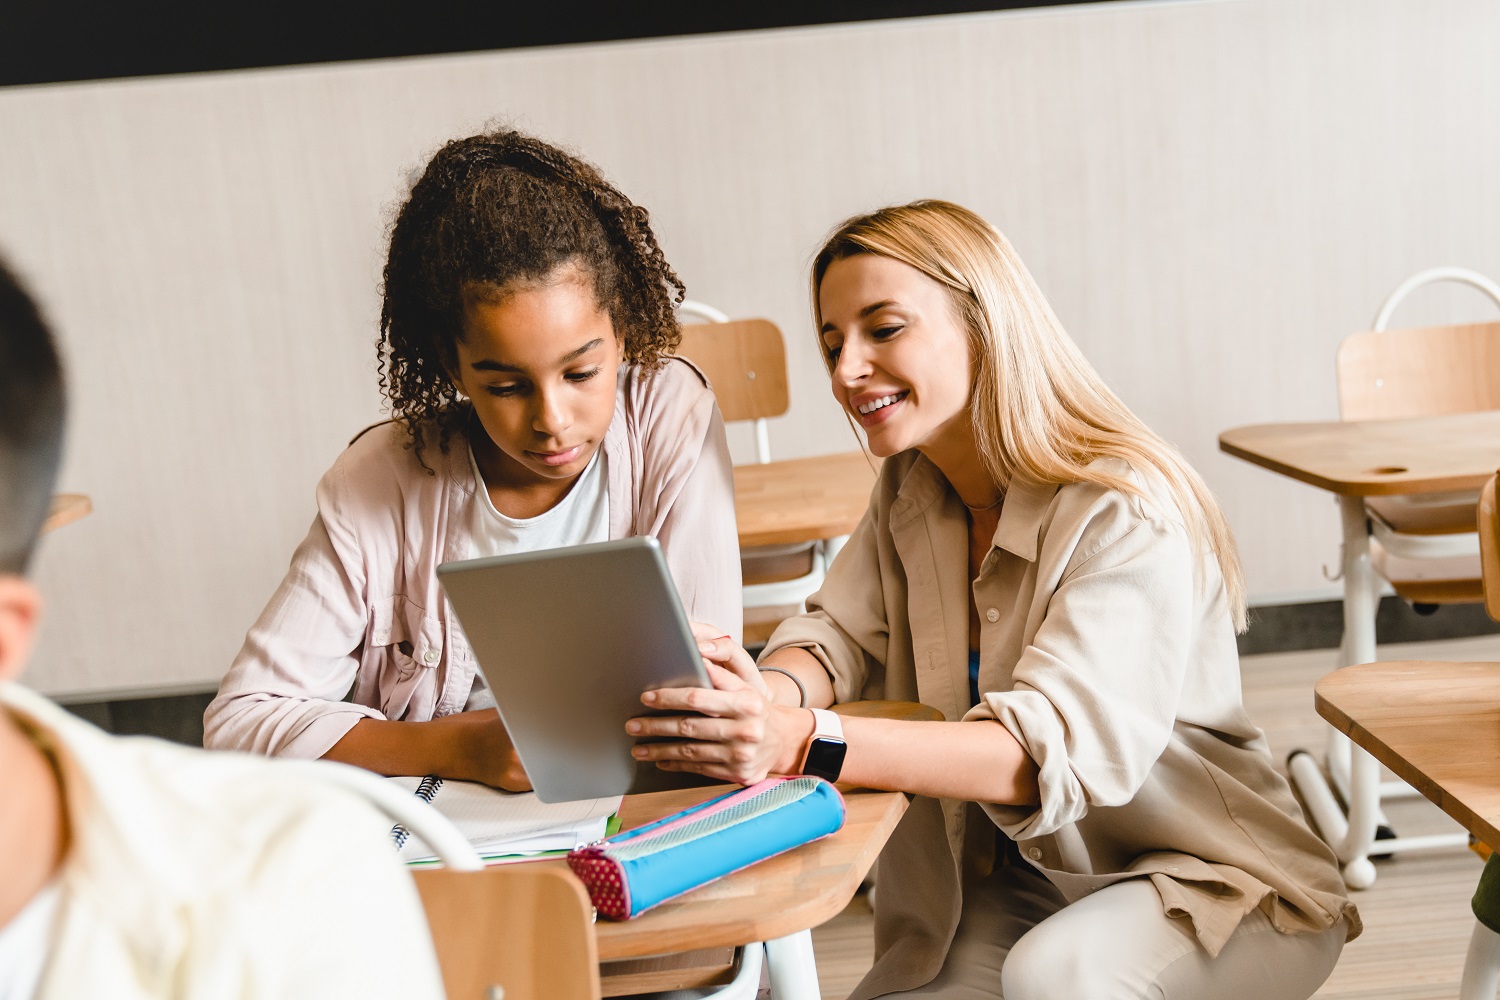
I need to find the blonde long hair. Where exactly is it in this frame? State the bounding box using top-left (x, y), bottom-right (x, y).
top-left (812, 200), bottom-right (1247, 632)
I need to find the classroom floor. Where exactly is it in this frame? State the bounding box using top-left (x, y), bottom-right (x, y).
top-left (810, 633), bottom-right (1500, 999)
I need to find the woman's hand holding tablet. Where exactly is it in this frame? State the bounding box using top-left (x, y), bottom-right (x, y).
top-left (628, 625), bottom-right (816, 786)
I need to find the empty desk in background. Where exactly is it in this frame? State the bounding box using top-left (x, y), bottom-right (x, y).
top-left (734, 451), bottom-right (879, 645)
top-left (733, 451), bottom-right (878, 552)
top-left (1220, 411), bottom-right (1500, 886)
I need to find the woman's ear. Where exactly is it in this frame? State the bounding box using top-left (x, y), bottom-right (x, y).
top-left (0, 576), bottom-right (40, 686)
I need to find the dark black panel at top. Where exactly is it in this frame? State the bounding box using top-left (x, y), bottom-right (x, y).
top-left (4, 0), bottom-right (1129, 89)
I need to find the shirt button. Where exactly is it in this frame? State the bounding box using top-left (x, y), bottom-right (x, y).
top-left (986, 608), bottom-right (999, 623)
top-left (423, 648), bottom-right (441, 665)
top-left (1027, 847), bottom-right (1042, 861)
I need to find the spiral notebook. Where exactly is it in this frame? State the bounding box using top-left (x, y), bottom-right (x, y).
top-left (388, 775), bottom-right (619, 867)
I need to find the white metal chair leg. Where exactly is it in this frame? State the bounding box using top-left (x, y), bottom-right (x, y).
top-left (1460, 921), bottom-right (1500, 1000)
top-left (1291, 496), bottom-right (1469, 887)
top-left (765, 929), bottom-right (821, 999)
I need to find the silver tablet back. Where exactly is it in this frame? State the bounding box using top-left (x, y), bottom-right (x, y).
top-left (437, 536), bottom-right (711, 803)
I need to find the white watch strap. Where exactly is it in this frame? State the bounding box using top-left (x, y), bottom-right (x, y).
top-left (809, 707), bottom-right (843, 741)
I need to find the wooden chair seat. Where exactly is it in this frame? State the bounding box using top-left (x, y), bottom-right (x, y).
top-left (741, 546), bottom-right (818, 586)
top-left (1366, 492), bottom-right (1483, 536)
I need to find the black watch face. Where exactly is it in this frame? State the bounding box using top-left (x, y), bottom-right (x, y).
top-left (804, 736), bottom-right (848, 782)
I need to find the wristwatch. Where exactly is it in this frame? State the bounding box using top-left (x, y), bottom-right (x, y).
top-left (796, 708), bottom-right (848, 782)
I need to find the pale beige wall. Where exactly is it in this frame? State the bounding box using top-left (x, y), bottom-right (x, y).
top-left (4, 0), bottom-right (1497, 697)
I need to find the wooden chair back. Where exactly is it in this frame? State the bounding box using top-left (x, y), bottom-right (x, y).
top-left (676, 319), bottom-right (790, 424)
top-left (1336, 321), bottom-right (1500, 421)
top-left (1481, 472), bottom-right (1500, 622)
top-left (412, 865), bottom-right (601, 1000)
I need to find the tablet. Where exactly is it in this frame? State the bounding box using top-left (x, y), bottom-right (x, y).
top-left (437, 536), bottom-right (713, 803)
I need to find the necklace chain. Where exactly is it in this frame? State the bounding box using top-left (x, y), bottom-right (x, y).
top-left (962, 495), bottom-right (1003, 512)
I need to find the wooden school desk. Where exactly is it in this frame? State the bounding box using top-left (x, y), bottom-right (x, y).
top-left (733, 451), bottom-right (877, 550)
top-left (1220, 411), bottom-right (1500, 886)
top-left (585, 783), bottom-right (906, 998)
top-left (1315, 660), bottom-right (1500, 849)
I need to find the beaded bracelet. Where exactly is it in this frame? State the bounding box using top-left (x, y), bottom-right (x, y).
top-left (757, 666), bottom-right (808, 709)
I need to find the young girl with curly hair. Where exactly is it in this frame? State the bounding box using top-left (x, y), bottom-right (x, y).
top-left (205, 129), bottom-right (740, 789)
top-left (630, 201), bottom-right (1357, 999)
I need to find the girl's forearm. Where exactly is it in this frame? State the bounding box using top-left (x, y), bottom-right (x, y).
top-left (323, 717), bottom-right (461, 776)
top-left (322, 710), bottom-right (528, 789)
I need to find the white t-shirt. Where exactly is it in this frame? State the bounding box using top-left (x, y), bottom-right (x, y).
top-left (467, 446), bottom-right (610, 559)
top-left (0, 880), bottom-right (60, 1000)
top-left (464, 445), bottom-right (610, 707)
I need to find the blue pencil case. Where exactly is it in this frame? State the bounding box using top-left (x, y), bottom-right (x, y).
top-left (566, 775), bottom-right (846, 920)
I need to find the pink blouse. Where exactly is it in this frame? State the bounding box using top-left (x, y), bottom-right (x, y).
top-left (204, 359), bottom-right (741, 759)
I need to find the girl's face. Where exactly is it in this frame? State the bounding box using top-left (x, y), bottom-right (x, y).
top-left (452, 265), bottom-right (622, 491)
top-left (817, 253), bottom-right (974, 461)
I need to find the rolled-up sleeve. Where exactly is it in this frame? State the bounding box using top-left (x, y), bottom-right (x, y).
top-left (203, 465), bottom-right (385, 758)
top-left (977, 516), bottom-right (1195, 839)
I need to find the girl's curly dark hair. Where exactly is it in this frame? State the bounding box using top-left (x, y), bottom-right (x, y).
top-left (378, 128), bottom-right (686, 462)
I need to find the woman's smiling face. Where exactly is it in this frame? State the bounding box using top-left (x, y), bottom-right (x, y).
top-left (451, 263), bottom-right (622, 490)
top-left (817, 253), bottom-right (974, 461)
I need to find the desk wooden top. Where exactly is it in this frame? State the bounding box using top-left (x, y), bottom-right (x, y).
top-left (1316, 660), bottom-right (1500, 846)
top-left (1219, 411), bottom-right (1500, 496)
top-left (573, 784), bottom-right (905, 960)
top-left (734, 451), bottom-right (878, 548)
top-left (43, 494), bottom-right (91, 534)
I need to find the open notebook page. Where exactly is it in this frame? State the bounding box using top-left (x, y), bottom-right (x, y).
top-left (388, 775), bottom-right (618, 865)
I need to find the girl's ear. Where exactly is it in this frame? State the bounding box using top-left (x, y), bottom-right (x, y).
top-left (445, 366), bottom-right (467, 399)
top-left (0, 576), bottom-right (41, 686)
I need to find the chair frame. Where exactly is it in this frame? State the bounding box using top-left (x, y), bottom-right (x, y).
top-left (1290, 268), bottom-right (1500, 887)
top-left (677, 300), bottom-right (845, 617)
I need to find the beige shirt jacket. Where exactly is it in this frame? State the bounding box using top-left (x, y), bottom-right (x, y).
top-left (3, 682), bottom-right (445, 1000)
top-left (763, 451), bottom-right (1359, 998)
top-left (205, 358), bottom-right (741, 759)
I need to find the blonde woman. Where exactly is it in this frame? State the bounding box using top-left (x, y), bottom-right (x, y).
top-left (630, 201), bottom-right (1358, 999)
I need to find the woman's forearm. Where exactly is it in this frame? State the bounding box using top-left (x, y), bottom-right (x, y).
top-left (758, 645), bottom-right (838, 708)
top-left (834, 715), bottom-right (1040, 805)
top-left (756, 646), bottom-right (1036, 802)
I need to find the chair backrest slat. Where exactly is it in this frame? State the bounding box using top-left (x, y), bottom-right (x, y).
top-left (675, 319), bottom-right (790, 424)
top-left (1337, 321), bottom-right (1500, 421)
top-left (412, 866), bottom-right (601, 1000)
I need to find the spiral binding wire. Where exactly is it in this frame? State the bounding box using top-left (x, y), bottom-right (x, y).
top-left (390, 774), bottom-right (445, 851)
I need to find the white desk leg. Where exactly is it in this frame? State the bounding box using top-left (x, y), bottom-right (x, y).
top-left (1290, 496), bottom-right (1381, 888)
top-left (765, 929), bottom-right (821, 1000)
